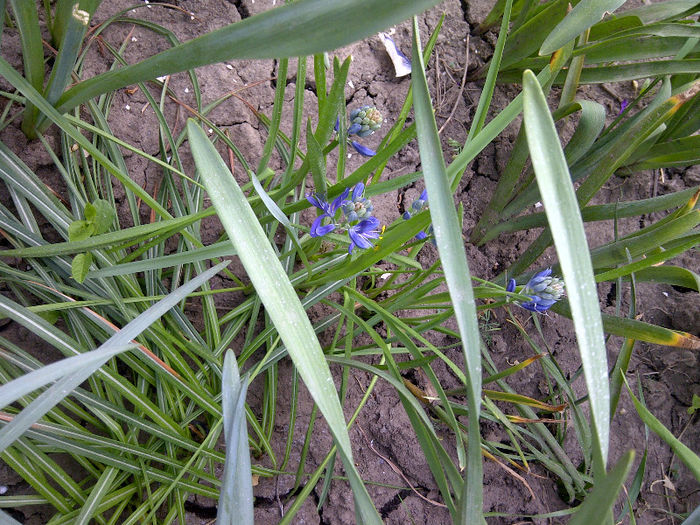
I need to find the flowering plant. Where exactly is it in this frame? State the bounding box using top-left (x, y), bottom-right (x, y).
top-left (506, 268), bottom-right (565, 313)
top-left (307, 183), bottom-right (381, 253)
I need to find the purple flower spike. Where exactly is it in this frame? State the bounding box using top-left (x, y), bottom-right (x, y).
top-left (348, 216), bottom-right (381, 253)
top-left (507, 268), bottom-right (565, 313)
top-left (351, 141), bottom-right (376, 157)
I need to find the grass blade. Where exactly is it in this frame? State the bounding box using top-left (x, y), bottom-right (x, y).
top-left (625, 379), bottom-right (700, 482)
top-left (411, 18), bottom-right (483, 522)
top-left (187, 120), bottom-right (382, 524)
top-left (0, 261), bottom-right (228, 455)
top-left (569, 450), bottom-right (635, 525)
top-left (522, 70), bottom-right (609, 472)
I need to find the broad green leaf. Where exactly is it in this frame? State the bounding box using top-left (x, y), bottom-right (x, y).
top-left (187, 120), bottom-right (381, 524)
top-left (87, 199), bottom-right (116, 234)
top-left (55, 0), bottom-right (442, 115)
top-left (622, 0), bottom-right (700, 24)
top-left (500, 0), bottom-right (569, 70)
top-left (540, 0), bottom-right (627, 55)
top-left (522, 70), bottom-right (609, 472)
top-left (71, 252), bottom-right (92, 283)
top-left (67, 219), bottom-right (94, 243)
top-left (411, 18), bottom-right (483, 522)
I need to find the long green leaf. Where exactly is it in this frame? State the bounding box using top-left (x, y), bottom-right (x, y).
top-left (218, 351), bottom-right (253, 525)
top-left (522, 70), bottom-right (609, 472)
top-left (540, 0), bottom-right (627, 55)
top-left (568, 450), bottom-right (635, 525)
top-left (411, 19), bottom-right (483, 523)
top-left (187, 120), bottom-right (381, 524)
top-left (625, 379), bottom-right (700, 482)
top-left (56, 0), bottom-right (441, 115)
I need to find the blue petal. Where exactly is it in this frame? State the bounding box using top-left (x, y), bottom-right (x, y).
top-left (351, 182), bottom-right (365, 201)
top-left (416, 231), bottom-right (427, 240)
top-left (419, 189), bottom-right (428, 202)
top-left (403, 211), bottom-right (412, 220)
top-left (334, 117), bottom-right (340, 132)
top-left (306, 193), bottom-right (328, 212)
top-left (351, 141), bottom-right (376, 157)
top-left (330, 187), bottom-right (351, 212)
top-left (506, 279), bottom-right (516, 293)
top-left (347, 123), bottom-right (362, 135)
top-left (310, 216), bottom-right (335, 237)
top-left (348, 228), bottom-right (375, 250)
top-left (531, 268), bottom-right (552, 281)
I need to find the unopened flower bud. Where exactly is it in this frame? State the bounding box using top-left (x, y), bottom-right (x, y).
top-left (348, 106), bottom-right (383, 137)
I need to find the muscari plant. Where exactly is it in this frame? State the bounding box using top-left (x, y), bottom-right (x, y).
top-left (0, 0), bottom-right (698, 524)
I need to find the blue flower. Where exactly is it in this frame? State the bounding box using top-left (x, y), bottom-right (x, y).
top-left (341, 182), bottom-right (373, 222)
top-left (306, 188), bottom-right (349, 237)
top-left (306, 184), bottom-right (381, 253)
top-left (350, 141), bottom-right (376, 157)
top-left (348, 216), bottom-right (381, 253)
top-left (506, 268), bottom-right (565, 313)
top-left (402, 189), bottom-right (433, 243)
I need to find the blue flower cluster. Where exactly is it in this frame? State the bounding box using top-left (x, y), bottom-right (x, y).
top-left (402, 189), bottom-right (434, 243)
top-left (307, 183), bottom-right (381, 253)
top-left (506, 268), bottom-right (565, 313)
top-left (337, 106), bottom-right (383, 157)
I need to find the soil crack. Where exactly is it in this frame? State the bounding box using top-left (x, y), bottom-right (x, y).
top-left (228, 0), bottom-right (250, 19)
top-left (379, 488), bottom-right (413, 518)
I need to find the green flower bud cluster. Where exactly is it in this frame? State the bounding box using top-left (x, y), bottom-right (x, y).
top-left (348, 106), bottom-right (383, 137)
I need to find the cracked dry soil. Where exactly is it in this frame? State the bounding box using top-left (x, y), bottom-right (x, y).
top-left (0, 1), bottom-right (698, 524)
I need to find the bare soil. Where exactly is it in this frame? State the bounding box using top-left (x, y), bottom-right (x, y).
top-left (0, 1), bottom-right (698, 524)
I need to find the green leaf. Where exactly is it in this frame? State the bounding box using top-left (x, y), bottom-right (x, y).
top-left (86, 199), bottom-right (116, 234)
top-left (68, 220), bottom-right (95, 242)
top-left (569, 450), bottom-right (635, 525)
top-left (500, 0), bottom-right (569, 70)
top-left (411, 19), bottom-right (483, 522)
top-left (522, 69), bottom-right (609, 472)
top-left (540, 0), bottom-right (627, 55)
top-left (306, 119), bottom-right (327, 193)
top-left (71, 252), bottom-right (92, 283)
top-left (55, 0), bottom-right (442, 115)
top-left (625, 379), bottom-right (700, 482)
top-left (688, 394), bottom-right (700, 415)
top-left (187, 120), bottom-right (381, 524)
top-left (218, 351), bottom-right (253, 525)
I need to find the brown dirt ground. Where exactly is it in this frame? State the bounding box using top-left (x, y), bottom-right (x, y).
top-left (0, 1), bottom-right (698, 524)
